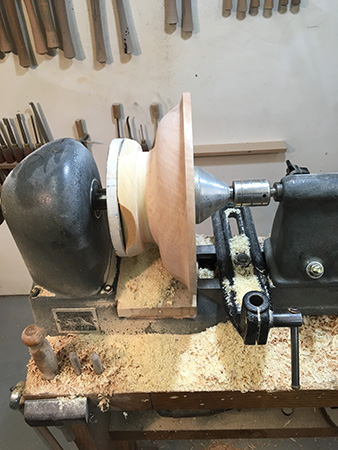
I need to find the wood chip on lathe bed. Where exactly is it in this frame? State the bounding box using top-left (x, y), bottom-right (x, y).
top-left (24, 316), bottom-right (338, 400)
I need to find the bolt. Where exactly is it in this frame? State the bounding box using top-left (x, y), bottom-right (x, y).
top-left (31, 287), bottom-right (41, 298)
top-left (234, 252), bottom-right (251, 268)
top-left (306, 261), bottom-right (324, 279)
top-left (104, 284), bottom-right (112, 293)
top-left (22, 324), bottom-right (58, 380)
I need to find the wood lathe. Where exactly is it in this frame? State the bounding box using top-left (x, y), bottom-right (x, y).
top-left (1, 94), bottom-right (338, 446)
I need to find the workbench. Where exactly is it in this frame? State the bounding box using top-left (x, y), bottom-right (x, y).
top-left (16, 314), bottom-right (338, 450)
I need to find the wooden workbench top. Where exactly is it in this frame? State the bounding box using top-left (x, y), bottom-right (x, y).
top-left (23, 315), bottom-right (338, 410)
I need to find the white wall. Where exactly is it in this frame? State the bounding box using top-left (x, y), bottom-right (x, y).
top-left (1, 0), bottom-right (337, 294)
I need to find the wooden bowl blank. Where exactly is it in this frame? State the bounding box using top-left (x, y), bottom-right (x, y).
top-left (108, 93), bottom-right (197, 295)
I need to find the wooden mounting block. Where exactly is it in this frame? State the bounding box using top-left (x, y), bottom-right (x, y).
top-left (106, 93), bottom-right (197, 295)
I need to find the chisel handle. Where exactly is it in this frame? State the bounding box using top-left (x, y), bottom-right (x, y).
top-left (36, 0), bottom-right (59, 48)
top-left (116, 0), bottom-right (133, 54)
top-left (237, 0), bottom-right (247, 19)
top-left (182, 0), bottom-right (193, 32)
top-left (89, 0), bottom-right (106, 63)
top-left (263, 0), bottom-right (274, 17)
top-left (249, 0), bottom-right (260, 15)
top-left (166, 0), bottom-right (178, 25)
top-left (0, 8), bottom-right (12, 53)
top-left (23, 0), bottom-right (47, 54)
top-left (3, 0), bottom-right (30, 67)
top-left (52, 0), bottom-right (75, 58)
top-left (278, 0), bottom-right (288, 13)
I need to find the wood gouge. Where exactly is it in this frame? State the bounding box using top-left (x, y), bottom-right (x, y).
top-left (16, 113), bottom-right (34, 156)
top-left (3, 118), bottom-right (24, 162)
top-left (0, 128), bottom-right (15, 163)
top-left (182, 0), bottom-right (193, 32)
top-left (166, 0), bottom-right (178, 25)
top-left (30, 115), bottom-right (42, 149)
top-left (126, 116), bottom-right (132, 139)
top-left (89, 0), bottom-right (106, 63)
top-left (29, 102), bottom-right (50, 143)
top-left (3, 0), bottom-right (31, 67)
top-left (23, 0), bottom-right (48, 54)
top-left (75, 120), bottom-right (90, 148)
top-left (36, 0), bottom-right (60, 48)
top-left (223, 0), bottom-right (232, 17)
top-left (263, 0), bottom-right (274, 18)
top-left (249, 0), bottom-right (260, 16)
top-left (52, 0), bottom-right (75, 59)
top-left (140, 125), bottom-right (149, 152)
top-left (237, 0), bottom-right (247, 20)
top-left (116, 0), bottom-right (133, 54)
top-left (112, 103), bottom-right (122, 138)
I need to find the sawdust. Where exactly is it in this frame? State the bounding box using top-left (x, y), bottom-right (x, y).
top-left (34, 285), bottom-right (56, 298)
top-left (196, 234), bottom-right (215, 246)
top-left (222, 234), bottom-right (260, 306)
top-left (24, 316), bottom-right (338, 399)
top-left (198, 268), bottom-right (215, 279)
top-left (116, 244), bottom-right (188, 309)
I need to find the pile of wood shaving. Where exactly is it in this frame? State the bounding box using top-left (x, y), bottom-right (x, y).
top-left (24, 315), bottom-right (338, 398)
top-left (196, 234), bottom-right (214, 246)
top-left (117, 244), bottom-right (188, 309)
top-left (222, 234), bottom-right (260, 306)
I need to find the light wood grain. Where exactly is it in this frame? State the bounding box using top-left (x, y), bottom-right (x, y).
top-left (23, 0), bottom-right (48, 54)
top-left (146, 93), bottom-right (197, 295)
top-left (116, 245), bottom-right (196, 319)
top-left (113, 95), bottom-right (197, 294)
top-left (194, 141), bottom-right (286, 157)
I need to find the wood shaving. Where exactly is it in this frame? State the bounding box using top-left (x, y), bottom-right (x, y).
top-left (196, 234), bottom-right (215, 246)
top-left (117, 245), bottom-right (188, 309)
top-left (24, 316), bottom-right (338, 399)
top-left (222, 234), bottom-right (260, 306)
top-left (198, 268), bottom-right (215, 279)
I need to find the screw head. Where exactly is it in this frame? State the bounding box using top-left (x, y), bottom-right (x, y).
top-left (306, 261), bottom-right (324, 279)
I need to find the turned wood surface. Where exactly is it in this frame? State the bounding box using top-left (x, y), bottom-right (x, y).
top-left (146, 93), bottom-right (197, 295)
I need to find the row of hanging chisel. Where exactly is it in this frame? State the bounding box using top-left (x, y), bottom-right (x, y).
top-left (0, 102), bottom-right (52, 182)
top-left (223, 0), bottom-right (301, 19)
top-left (0, 0), bottom-right (133, 67)
top-left (165, 0), bottom-right (301, 29)
top-left (112, 102), bottom-right (162, 152)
